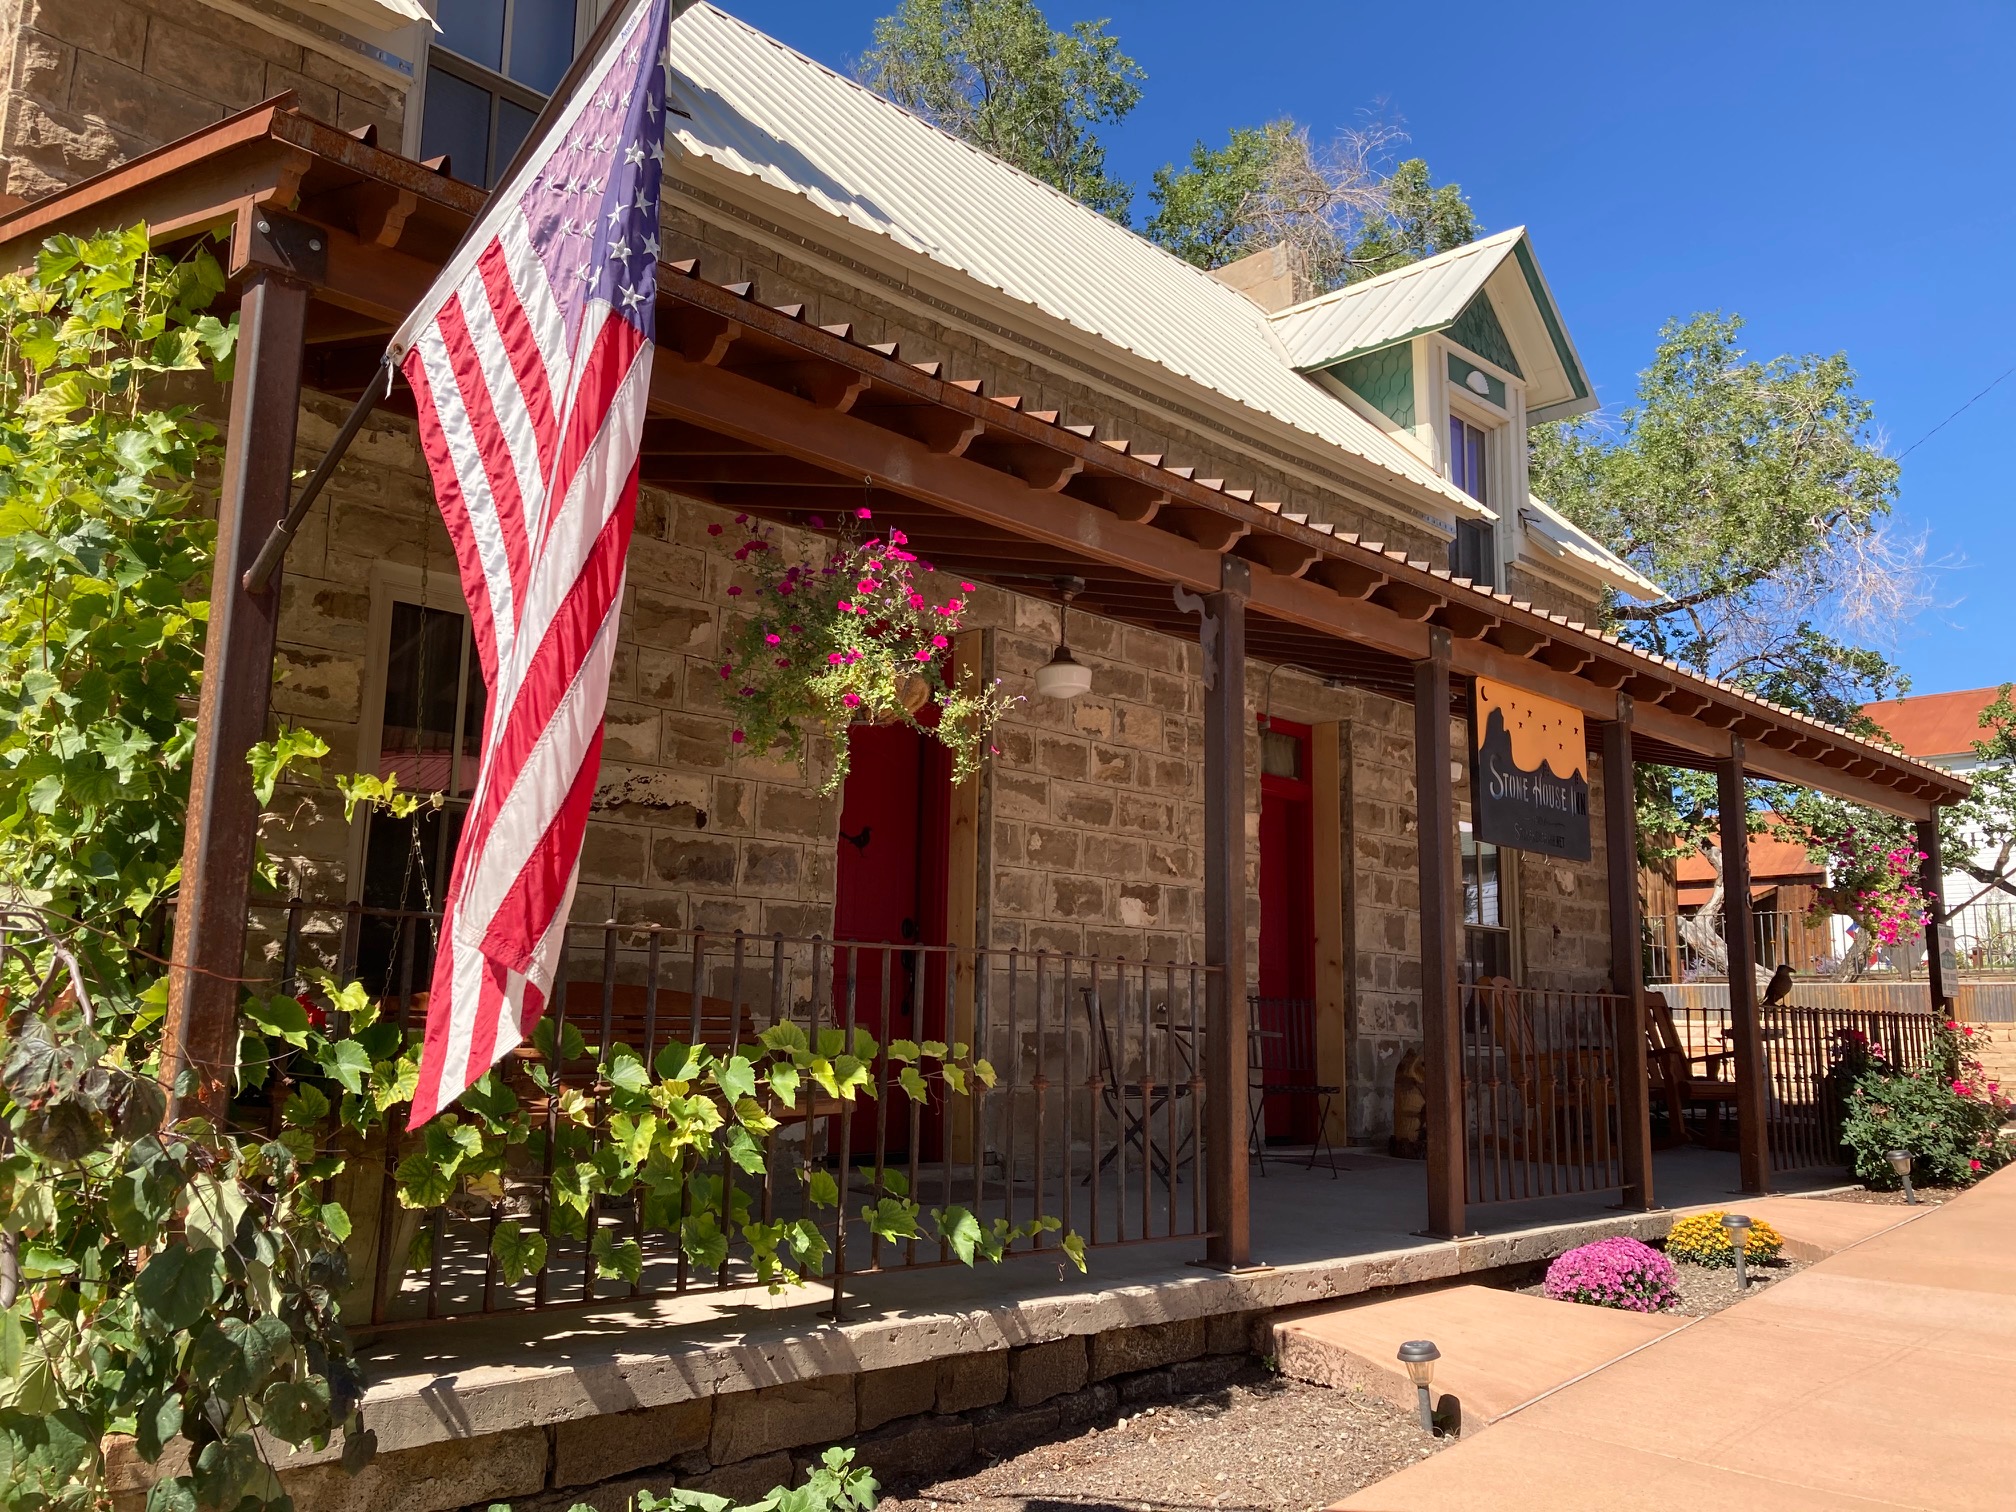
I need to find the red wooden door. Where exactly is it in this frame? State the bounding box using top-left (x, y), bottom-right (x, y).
top-left (1257, 718), bottom-right (1316, 1143)
top-left (832, 721), bottom-right (951, 1157)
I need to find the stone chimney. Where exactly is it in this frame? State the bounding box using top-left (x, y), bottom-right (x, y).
top-left (1208, 242), bottom-right (1315, 314)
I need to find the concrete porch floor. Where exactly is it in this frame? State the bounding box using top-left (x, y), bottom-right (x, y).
top-left (301, 1147), bottom-right (1845, 1475)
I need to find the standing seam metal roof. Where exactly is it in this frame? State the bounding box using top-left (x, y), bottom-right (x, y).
top-left (661, 2), bottom-right (1491, 521)
top-left (1268, 228), bottom-right (1528, 371)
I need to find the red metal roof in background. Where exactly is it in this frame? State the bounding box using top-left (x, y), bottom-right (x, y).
top-left (1862, 686), bottom-right (2007, 760)
top-left (1673, 817), bottom-right (1820, 886)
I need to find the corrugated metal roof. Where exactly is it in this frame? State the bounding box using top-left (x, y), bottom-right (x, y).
top-left (1268, 229), bottom-right (1527, 371)
top-left (661, 3), bottom-right (1489, 520)
top-left (1520, 497), bottom-right (1664, 601)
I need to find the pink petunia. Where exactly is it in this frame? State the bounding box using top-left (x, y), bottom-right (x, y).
top-left (727, 586), bottom-right (742, 596)
top-left (731, 729), bottom-right (746, 744)
top-left (827, 653), bottom-right (845, 665)
top-left (859, 579), bottom-right (879, 593)
top-left (857, 506), bottom-right (873, 520)
top-left (914, 648), bottom-right (933, 662)
top-left (719, 665), bottom-right (733, 679)
top-left (842, 693), bottom-right (861, 708)
top-left (838, 600), bottom-right (854, 613)
top-left (931, 634), bottom-right (949, 649)
top-left (808, 515), bottom-right (826, 529)
top-left (889, 528), bottom-right (908, 545)
top-left (708, 523), bottom-right (723, 536)
top-left (765, 633), bottom-right (782, 645)
top-left (1972, 1158), bottom-right (1984, 1171)
top-left (960, 582), bottom-right (975, 592)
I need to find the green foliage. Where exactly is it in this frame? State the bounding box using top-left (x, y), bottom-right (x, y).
top-left (0, 1000), bottom-right (371, 1512)
top-left (0, 226), bottom-right (234, 976)
top-left (1840, 1023), bottom-right (2013, 1188)
top-left (859, 0), bottom-right (1143, 220)
top-left (1530, 312), bottom-right (1904, 726)
top-left (1145, 114), bottom-right (1474, 294)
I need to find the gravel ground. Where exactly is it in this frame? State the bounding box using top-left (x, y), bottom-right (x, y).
top-left (1517, 1255), bottom-right (1805, 1316)
top-left (876, 1369), bottom-right (1444, 1512)
top-left (1798, 1185), bottom-right (1964, 1207)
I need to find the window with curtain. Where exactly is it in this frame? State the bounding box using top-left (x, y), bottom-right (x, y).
top-left (419, 0), bottom-right (583, 187)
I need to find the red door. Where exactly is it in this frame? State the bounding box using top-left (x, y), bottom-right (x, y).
top-left (1257, 718), bottom-right (1316, 1144)
top-left (832, 721), bottom-right (951, 1156)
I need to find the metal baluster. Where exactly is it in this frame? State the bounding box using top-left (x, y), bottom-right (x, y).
top-left (585, 916), bottom-right (618, 1304)
top-left (1060, 953), bottom-right (1076, 1254)
top-left (534, 935), bottom-right (571, 1310)
top-left (869, 941), bottom-right (891, 1274)
top-left (719, 932), bottom-right (746, 1290)
top-left (829, 946), bottom-right (858, 1320)
top-left (904, 944), bottom-right (926, 1269)
top-left (1031, 949), bottom-right (1049, 1255)
top-left (1188, 962), bottom-right (1204, 1238)
top-left (675, 930), bottom-right (704, 1296)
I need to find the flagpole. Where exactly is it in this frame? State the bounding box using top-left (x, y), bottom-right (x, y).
top-left (242, 0), bottom-right (671, 595)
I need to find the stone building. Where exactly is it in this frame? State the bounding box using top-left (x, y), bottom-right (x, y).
top-left (0, 0), bottom-right (1959, 1239)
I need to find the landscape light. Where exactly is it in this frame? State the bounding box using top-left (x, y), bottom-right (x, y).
top-left (1887, 1149), bottom-right (1918, 1204)
top-left (1721, 1213), bottom-right (1754, 1290)
top-left (1397, 1339), bottom-right (1440, 1434)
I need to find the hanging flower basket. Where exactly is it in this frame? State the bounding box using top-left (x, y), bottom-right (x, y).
top-left (714, 509), bottom-right (1019, 792)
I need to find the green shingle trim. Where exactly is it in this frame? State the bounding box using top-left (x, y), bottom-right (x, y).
top-left (1335, 344), bottom-right (1414, 428)
top-left (1447, 353), bottom-right (1506, 409)
top-left (1511, 240), bottom-right (1590, 401)
top-left (1445, 292), bottom-right (1521, 378)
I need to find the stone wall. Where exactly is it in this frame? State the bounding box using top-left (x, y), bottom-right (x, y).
top-left (0, 0), bottom-right (406, 201)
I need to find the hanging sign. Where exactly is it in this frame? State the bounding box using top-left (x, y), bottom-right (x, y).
top-left (1472, 679), bottom-right (1590, 860)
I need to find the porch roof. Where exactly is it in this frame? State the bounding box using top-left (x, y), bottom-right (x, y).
top-left (0, 98), bottom-right (1968, 820)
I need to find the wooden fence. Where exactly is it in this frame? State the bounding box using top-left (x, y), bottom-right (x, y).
top-left (1658, 979), bottom-right (2016, 1023)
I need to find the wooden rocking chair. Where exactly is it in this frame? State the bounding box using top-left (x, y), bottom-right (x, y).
top-left (1644, 990), bottom-right (1738, 1148)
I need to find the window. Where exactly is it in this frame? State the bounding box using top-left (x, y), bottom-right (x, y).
top-left (1460, 822), bottom-right (1512, 982)
top-left (420, 0), bottom-right (583, 187)
top-left (354, 599), bottom-right (486, 993)
top-left (1447, 414), bottom-right (1495, 589)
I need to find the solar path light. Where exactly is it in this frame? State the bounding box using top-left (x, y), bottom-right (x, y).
top-left (1722, 1212), bottom-right (1754, 1290)
top-left (1397, 1339), bottom-right (1440, 1434)
top-left (1888, 1149), bottom-right (1918, 1204)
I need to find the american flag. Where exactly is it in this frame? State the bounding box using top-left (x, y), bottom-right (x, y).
top-left (392, 0), bottom-right (672, 1128)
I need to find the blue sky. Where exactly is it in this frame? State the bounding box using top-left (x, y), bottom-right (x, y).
top-left (720, 1), bottom-right (2015, 697)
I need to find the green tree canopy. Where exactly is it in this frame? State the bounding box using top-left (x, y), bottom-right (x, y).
top-left (1145, 118), bottom-right (1476, 293)
top-left (1530, 311), bottom-right (1915, 729)
top-left (858, 0), bottom-right (1144, 221)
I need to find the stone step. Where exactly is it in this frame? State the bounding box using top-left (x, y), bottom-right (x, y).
top-left (1271, 1283), bottom-right (1684, 1436)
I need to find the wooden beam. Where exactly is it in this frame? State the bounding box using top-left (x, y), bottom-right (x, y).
top-left (1720, 740), bottom-right (1771, 1196)
top-left (1603, 698), bottom-right (1655, 1211)
top-left (1415, 629), bottom-right (1466, 1238)
top-left (1371, 580), bottom-right (1439, 621)
top-left (1431, 601), bottom-right (1497, 640)
top-left (1534, 641), bottom-right (1594, 674)
top-left (1486, 622), bottom-right (1549, 657)
top-left (1236, 531), bottom-right (1322, 579)
top-left (1202, 565), bottom-right (1251, 1269)
top-left (162, 270), bottom-right (309, 1123)
top-left (1161, 505), bottom-right (1249, 554)
top-left (1307, 557), bottom-right (1384, 599)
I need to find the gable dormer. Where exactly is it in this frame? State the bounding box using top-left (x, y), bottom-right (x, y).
top-left (1267, 229), bottom-right (1629, 604)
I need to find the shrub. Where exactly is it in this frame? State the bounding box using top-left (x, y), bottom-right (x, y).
top-left (1665, 1211), bottom-right (1784, 1269)
top-left (490, 1447), bottom-right (879, 1512)
top-left (1543, 1237), bottom-right (1679, 1312)
top-left (1839, 1022), bottom-right (2013, 1189)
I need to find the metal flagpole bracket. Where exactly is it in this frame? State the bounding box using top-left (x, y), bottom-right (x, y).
top-left (241, 355), bottom-right (396, 595)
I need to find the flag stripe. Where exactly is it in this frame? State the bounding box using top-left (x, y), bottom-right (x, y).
top-left (437, 294), bottom-right (536, 614)
top-left (404, 348), bottom-right (505, 687)
top-left (477, 236), bottom-right (562, 482)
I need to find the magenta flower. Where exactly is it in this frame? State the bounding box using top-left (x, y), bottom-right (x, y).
top-left (857, 506), bottom-right (873, 520)
top-left (727, 586), bottom-right (742, 597)
top-left (731, 729), bottom-right (745, 744)
top-left (707, 523), bottom-right (723, 536)
top-left (1543, 1237), bottom-right (1678, 1313)
top-left (842, 693), bottom-right (861, 708)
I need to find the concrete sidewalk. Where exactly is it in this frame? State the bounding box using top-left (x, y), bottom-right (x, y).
top-left (1337, 1169), bottom-right (2016, 1510)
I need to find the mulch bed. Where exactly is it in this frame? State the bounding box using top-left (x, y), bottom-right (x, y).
top-left (1800, 1185), bottom-right (1965, 1207)
top-left (1514, 1254), bottom-right (1806, 1317)
top-left (877, 1367), bottom-right (1445, 1512)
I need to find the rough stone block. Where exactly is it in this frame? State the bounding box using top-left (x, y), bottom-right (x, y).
top-left (1170, 1353), bottom-right (1248, 1395)
top-left (683, 1450), bottom-right (794, 1503)
top-left (972, 1401), bottom-right (1061, 1458)
top-left (279, 1428), bottom-right (547, 1512)
top-left (710, 1376), bottom-right (855, 1466)
top-left (1204, 1308), bottom-right (1265, 1356)
top-left (72, 52), bottom-right (219, 144)
top-left (935, 1349), bottom-right (1009, 1415)
top-left (652, 834), bottom-right (738, 887)
top-left (1088, 1317), bottom-right (1206, 1381)
top-left (145, 23), bottom-right (265, 106)
top-left (24, 0), bottom-right (146, 59)
top-left (857, 1361), bottom-right (937, 1431)
top-left (1009, 1335), bottom-right (1087, 1407)
top-left (553, 1397), bottom-right (712, 1487)
top-left (1051, 1380), bottom-right (1120, 1430)
top-left (852, 1417), bottom-right (975, 1481)
top-left (1117, 1368), bottom-right (1173, 1405)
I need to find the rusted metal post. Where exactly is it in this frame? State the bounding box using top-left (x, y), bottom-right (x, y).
top-left (1719, 740), bottom-right (1770, 1194)
top-left (1199, 560), bottom-right (1251, 1269)
top-left (161, 268), bottom-right (309, 1123)
top-left (1917, 814), bottom-right (1952, 1015)
top-left (1603, 697), bottom-right (1655, 1210)
top-left (1413, 629), bottom-right (1465, 1238)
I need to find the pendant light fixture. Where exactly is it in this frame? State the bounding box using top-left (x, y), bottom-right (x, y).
top-left (1034, 576), bottom-right (1093, 700)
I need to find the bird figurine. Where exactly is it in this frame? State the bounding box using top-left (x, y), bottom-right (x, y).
top-left (1763, 963), bottom-right (1794, 1006)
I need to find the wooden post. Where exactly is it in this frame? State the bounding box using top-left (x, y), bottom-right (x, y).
top-left (1917, 814), bottom-right (1951, 1015)
top-left (1202, 560), bottom-right (1251, 1269)
top-left (161, 269), bottom-right (309, 1123)
top-left (945, 628), bottom-right (987, 1162)
top-left (1414, 628), bottom-right (1464, 1238)
top-left (1603, 697), bottom-right (1655, 1209)
top-left (1311, 721), bottom-right (1348, 1146)
top-left (1718, 740), bottom-right (1770, 1194)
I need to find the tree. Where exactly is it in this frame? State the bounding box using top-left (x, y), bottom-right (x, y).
top-left (1530, 312), bottom-right (1919, 729)
top-left (858, 0), bottom-right (1143, 221)
top-left (1145, 117), bottom-right (1476, 293)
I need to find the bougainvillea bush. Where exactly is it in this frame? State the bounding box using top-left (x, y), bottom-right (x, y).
top-left (1542, 1237), bottom-right (1679, 1312)
top-left (1840, 1021), bottom-right (2013, 1188)
top-left (715, 510), bottom-right (1017, 792)
top-left (1664, 1211), bottom-right (1784, 1269)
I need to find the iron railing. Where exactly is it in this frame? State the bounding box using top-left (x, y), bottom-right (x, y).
top-left (236, 900), bottom-right (1217, 1329)
top-left (1761, 1005), bottom-right (1940, 1173)
top-left (1642, 910), bottom-right (1834, 984)
top-left (1459, 982), bottom-right (1627, 1204)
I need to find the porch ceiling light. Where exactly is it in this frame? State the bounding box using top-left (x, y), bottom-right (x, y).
top-left (1035, 577), bottom-right (1092, 700)
top-left (1397, 1339), bottom-right (1440, 1435)
top-left (1888, 1149), bottom-right (1919, 1204)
